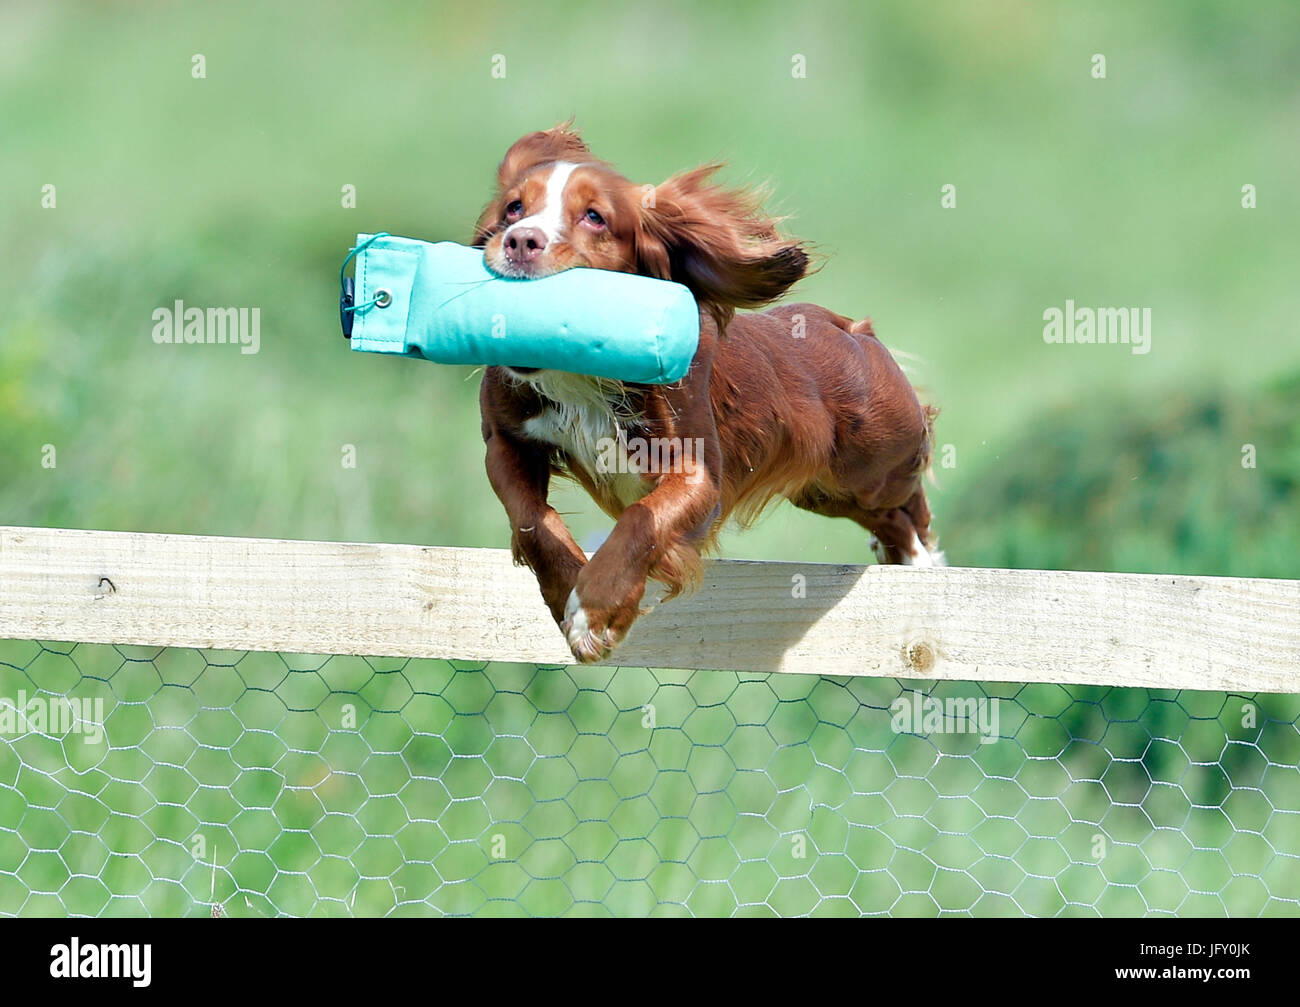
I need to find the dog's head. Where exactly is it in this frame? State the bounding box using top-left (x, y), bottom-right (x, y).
top-left (473, 122), bottom-right (809, 329)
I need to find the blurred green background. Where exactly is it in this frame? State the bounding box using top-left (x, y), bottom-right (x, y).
top-left (1, 0), bottom-right (1297, 916)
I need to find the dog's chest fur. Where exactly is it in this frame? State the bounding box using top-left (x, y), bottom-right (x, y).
top-left (518, 372), bottom-right (651, 507)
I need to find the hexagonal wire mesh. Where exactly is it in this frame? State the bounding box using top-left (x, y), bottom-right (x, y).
top-left (0, 638), bottom-right (1297, 916)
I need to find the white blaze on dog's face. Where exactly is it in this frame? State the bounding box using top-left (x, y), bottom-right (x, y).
top-left (480, 160), bottom-right (641, 279)
top-left (497, 161), bottom-right (578, 268)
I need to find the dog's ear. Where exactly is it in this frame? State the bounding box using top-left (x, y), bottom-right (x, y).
top-left (473, 121), bottom-right (592, 246)
top-left (495, 120), bottom-right (591, 187)
top-left (635, 164), bottom-right (809, 329)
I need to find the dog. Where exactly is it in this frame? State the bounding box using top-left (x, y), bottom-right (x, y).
top-left (473, 123), bottom-right (940, 664)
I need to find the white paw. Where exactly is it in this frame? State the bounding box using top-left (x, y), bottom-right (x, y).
top-left (902, 532), bottom-right (942, 568)
top-left (560, 588), bottom-right (619, 664)
top-left (563, 588), bottom-right (589, 637)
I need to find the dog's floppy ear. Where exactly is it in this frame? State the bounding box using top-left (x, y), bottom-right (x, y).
top-left (635, 164), bottom-right (809, 330)
top-left (473, 121), bottom-right (592, 247)
top-left (495, 120), bottom-right (591, 187)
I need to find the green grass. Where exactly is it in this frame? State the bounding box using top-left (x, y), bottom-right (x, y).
top-left (2, 0), bottom-right (1298, 916)
top-left (946, 371), bottom-right (1300, 578)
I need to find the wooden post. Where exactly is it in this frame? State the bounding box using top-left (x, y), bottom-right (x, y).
top-left (1, 525), bottom-right (1297, 692)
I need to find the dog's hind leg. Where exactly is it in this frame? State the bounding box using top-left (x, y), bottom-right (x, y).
top-left (863, 491), bottom-right (944, 567)
top-left (791, 487), bottom-right (943, 567)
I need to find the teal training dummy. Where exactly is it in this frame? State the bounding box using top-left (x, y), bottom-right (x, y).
top-left (341, 233), bottom-right (701, 384)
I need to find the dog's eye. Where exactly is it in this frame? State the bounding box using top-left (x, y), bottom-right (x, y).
top-left (505, 200), bottom-right (524, 220)
top-left (584, 208), bottom-right (606, 228)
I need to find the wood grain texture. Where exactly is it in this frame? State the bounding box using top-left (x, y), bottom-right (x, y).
top-left (1, 526), bottom-right (1297, 692)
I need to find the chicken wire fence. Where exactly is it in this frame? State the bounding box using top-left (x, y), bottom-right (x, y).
top-left (0, 638), bottom-right (1297, 917)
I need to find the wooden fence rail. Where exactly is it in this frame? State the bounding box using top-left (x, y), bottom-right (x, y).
top-left (1, 526), bottom-right (1297, 692)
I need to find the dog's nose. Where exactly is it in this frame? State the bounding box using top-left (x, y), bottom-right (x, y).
top-left (504, 227), bottom-right (547, 265)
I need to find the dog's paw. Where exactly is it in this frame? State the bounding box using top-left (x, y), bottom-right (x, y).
top-left (560, 588), bottom-right (623, 664)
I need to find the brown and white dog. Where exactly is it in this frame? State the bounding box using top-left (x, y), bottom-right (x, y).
top-left (474, 123), bottom-right (941, 664)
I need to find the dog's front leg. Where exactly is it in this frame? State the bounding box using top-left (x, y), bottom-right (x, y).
top-left (563, 458), bottom-right (721, 664)
top-left (483, 422), bottom-right (589, 625)
top-left (561, 318), bottom-right (724, 664)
